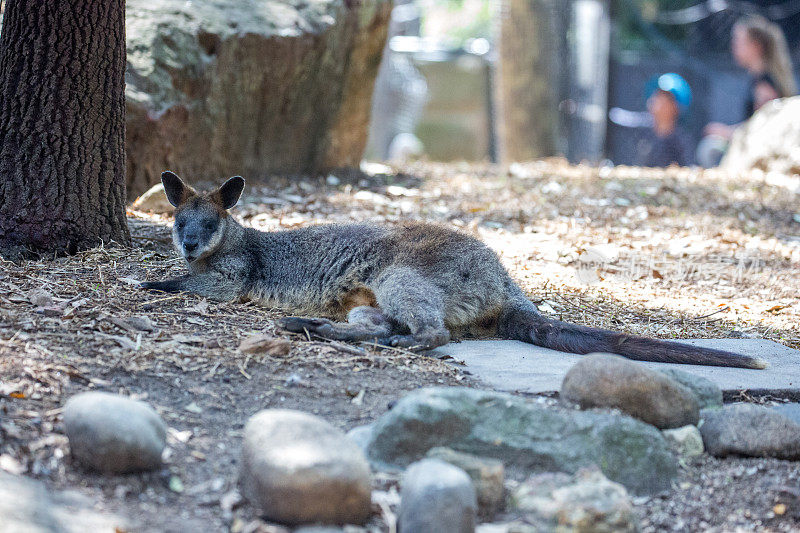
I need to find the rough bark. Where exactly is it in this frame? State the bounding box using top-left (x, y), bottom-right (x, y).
top-left (0, 0), bottom-right (130, 256)
top-left (125, 0), bottom-right (391, 199)
top-left (496, 0), bottom-right (558, 162)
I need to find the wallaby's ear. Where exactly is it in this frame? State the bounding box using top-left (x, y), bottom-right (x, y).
top-left (161, 171), bottom-right (194, 207)
top-left (217, 176), bottom-right (245, 210)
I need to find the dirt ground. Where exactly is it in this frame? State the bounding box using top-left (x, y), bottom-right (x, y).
top-left (2, 161), bottom-right (800, 531)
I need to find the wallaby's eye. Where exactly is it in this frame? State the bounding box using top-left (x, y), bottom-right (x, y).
top-left (204, 221), bottom-right (215, 231)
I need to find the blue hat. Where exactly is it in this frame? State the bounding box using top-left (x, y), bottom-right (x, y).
top-left (645, 73), bottom-right (692, 110)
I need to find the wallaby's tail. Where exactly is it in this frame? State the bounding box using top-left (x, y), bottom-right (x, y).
top-left (499, 305), bottom-right (767, 369)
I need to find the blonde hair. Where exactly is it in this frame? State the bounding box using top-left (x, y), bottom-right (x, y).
top-left (735, 15), bottom-right (797, 98)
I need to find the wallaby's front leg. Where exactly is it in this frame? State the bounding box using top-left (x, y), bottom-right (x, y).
top-left (141, 273), bottom-right (241, 301)
top-left (280, 306), bottom-right (393, 342)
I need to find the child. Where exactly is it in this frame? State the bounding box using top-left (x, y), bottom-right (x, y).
top-left (637, 73), bottom-right (692, 167)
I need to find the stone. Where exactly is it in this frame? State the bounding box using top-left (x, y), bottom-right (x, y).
top-left (399, 459), bottom-right (477, 533)
top-left (124, 0), bottom-right (391, 198)
top-left (657, 368), bottom-right (723, 409)
top-left (509, 467), bottom-right (636, 533)
top-left (130, 183), bottom-right (174, 214)
top-left (63, 392), bottom-right (166, 474)
top-left (366, 387), bottom-right (676, 495)
top-left (239, 409), bottom-right (371, 525)
top-left (426, 447), bottom-right (505, 518)
top-left (346, 424), bottom-right (374, 454)
top-left (561, 353), bottom-right (700, 429)
top-left (723, 96), bottom-right (800, 177)
top-left (433, 338), bottom-right (800, 393)
top-left (699, 403), bottom-right (800, 459)
top-left (662, 425), bottom-right (704, 459)
top-left (0, 472), bottom-right (127, 532)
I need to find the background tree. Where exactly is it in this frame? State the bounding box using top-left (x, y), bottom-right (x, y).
top-left (0, 0), bottom-right (129, 257)
top-left (495, 0), bottom-right (558, 161)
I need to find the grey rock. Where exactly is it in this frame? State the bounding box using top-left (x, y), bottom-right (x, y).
top-left (0, 471), bottom-right (127, 532)
top-left (561, 353), bottom-right (699, 429)
top-left (124, 0), bottom-right (392, 198)
top-left (346, 424), bottom-right (374, 454)
top-left (662, 425), bottom-right (704, 459)
top-left (63, 392), bottom-right (166, 473)
top-left (240, 409), bottom-right (371, 525)
top-left (699, 403), bottom-right (800, 459)
top-left (426, 447), bottom-right (505, 518)
top-left (399, 459), bottom-right (477, 533)
top-left (366, 387), bottom-right (676, 495)
top-left (658, 368), bottom-right (723, 409)
top-left (772, 403), bottom-right (800, 425)
top-left (509, 467), bottom-right (636, 533)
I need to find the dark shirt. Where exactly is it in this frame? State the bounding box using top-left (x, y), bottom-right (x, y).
top-left (636, 128), bottom-right (692, 167)
top-left (744, 72), bottom-right (779, 118)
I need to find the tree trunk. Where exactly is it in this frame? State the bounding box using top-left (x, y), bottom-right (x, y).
top-left (0, 0), bottom-right (129, 256)
top-left (496, 0), bottom-right (558, 162)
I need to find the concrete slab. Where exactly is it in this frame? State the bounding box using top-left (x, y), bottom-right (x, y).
top-left (434, 338), bottom-right (800, 394)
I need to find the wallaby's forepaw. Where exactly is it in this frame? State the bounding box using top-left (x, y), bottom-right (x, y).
top-left (376, 331), bottom-right (450, 351)
top-left (279, 316), bottom-right (334, 336)
top-left (140, 280), bottom-right (181, 293)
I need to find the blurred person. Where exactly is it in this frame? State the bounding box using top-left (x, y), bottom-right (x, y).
top-left (636, 73), bottom-right (693, 167)
top-left (704, 15), bottom-right (796, 141)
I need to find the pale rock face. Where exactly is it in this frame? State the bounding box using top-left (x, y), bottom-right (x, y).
top-left (131, 183), bottom-right (174, 214)
top-left (723, 96), bottom-right (800, 178)
top-left (63, 392), bottom-right (167, 474)
top-left (124, 0), bottom-right (392, 198)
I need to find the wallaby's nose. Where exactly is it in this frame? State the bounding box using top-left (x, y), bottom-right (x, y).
top-left (184, 240), bottom-right (198, 253)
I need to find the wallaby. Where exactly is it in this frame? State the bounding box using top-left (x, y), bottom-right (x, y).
top-left (141, 171), bottom-right (767, 369)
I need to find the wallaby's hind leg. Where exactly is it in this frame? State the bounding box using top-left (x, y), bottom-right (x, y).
top-left (373, 267), bottom-right (451, 350)
top-left (280, 306), bottom-right (392, 342)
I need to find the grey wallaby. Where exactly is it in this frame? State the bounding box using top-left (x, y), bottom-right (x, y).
top-left (141, 171), bottom-right (767, 369)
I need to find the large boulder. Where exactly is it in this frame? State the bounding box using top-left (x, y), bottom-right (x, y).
top-left (125, 0), bottom-right (391, 198)
top-left (366, 387), bottom-right (677, 495)
top-left (722, 96), bottom-right (800, 177)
